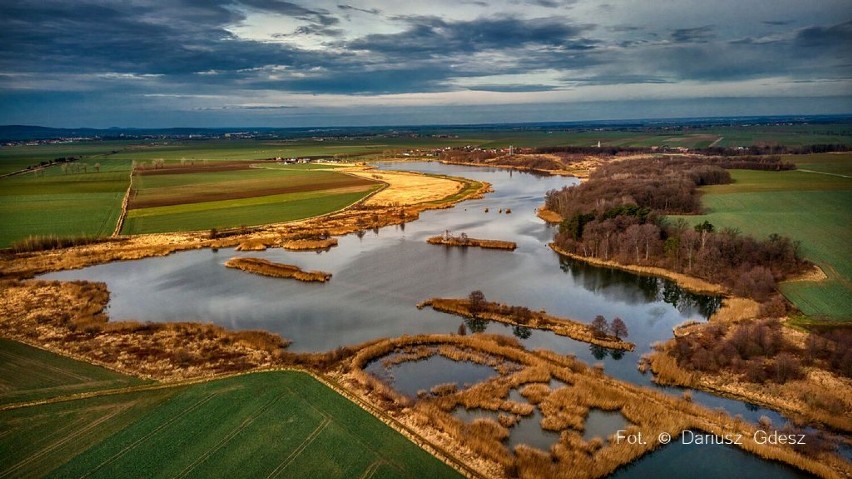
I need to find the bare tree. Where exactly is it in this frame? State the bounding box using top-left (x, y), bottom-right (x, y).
top-left (591, 315), bottom-right (609, 338)
top-left (610, 317), bottom-right (628, 339)
top-left (468, 290), bottom-right (486, 316)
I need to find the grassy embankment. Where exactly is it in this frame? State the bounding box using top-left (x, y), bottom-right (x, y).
top-left (0, 350), bottom-right (461, 479)
top-left (669, 153), bottom-right (852, 321)
top-left (225, 257), bottom-right (332, 282)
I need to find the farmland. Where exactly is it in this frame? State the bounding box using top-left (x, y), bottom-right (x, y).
top-left (123, 164), bottom-right (380, 234)
top-left (669, 153), bottom-right (852, 320)
top-left (0, 368), bottom-right (461, 479)
top-left (0, 171), bottom-right (128, 248)
top-left (0, 338), bottom-right (148, 406)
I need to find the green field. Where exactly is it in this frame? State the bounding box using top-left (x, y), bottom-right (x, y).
top-left (670, 154), bottom-right (852, 320)
top-left (0, 367), bottom-right (462, 479)
top-left (0, 339), bottom-right (149, 406)
top-left (0, 171), bottom-right (129, 247)
top-left (124, 189), bottom-right (377, 234)
top-left (2, 128), bottom-right (849, 245)
top-left (123, 166), bottom-right (380, 235)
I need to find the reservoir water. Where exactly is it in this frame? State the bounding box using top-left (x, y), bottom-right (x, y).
top-left (42, 162), bottom-right (821, 477)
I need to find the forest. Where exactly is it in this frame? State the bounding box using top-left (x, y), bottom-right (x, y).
top-left (544, 156), bottom-right (807, 301)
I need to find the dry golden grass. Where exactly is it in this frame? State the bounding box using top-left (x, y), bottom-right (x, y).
top-left (224, 257), bottom-right (331, 282)
top-left (649, 338), bottom-right (852, 433)
top-left (280, 237), bottom-right (338, 250)
top-left (712, 297), bottom-right (761, 323)
top-left (0, 280), bottom-right (290, 381)
top-left (519, 383), bottom-right (551, 405)
top-left (423, 297), bottom-right (634, 351)
top-left (340, 334), bottom-right (849, 479)
top-left (426, 236), bottom-right (517, 251)
top-left (234, 239), bottom-right (268, 251)
top-left (348, 169), bottom-right (463, 206)
top-left (535, 205), bottom-right (563, 224)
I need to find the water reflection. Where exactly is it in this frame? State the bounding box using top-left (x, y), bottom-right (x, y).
top-left (606, 438), bottom-right (815, 479)
top-left (558, 257), bottom-right (722, 318)
top-left (40, 161), bottom-right (787, 429)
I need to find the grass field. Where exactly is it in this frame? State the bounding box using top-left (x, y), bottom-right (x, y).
top-left (0, 171), bottom-right (128, 247)
top-left (0, 339), bottom-right (148, 406)
top-left (122, 165), bottom-right (380, 234)
top-left (669, 154), bottom-right (852, 320)
top-left (0, 370), bottom-right (462, 479)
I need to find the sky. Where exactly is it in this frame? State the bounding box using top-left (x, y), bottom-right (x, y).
top-left (1, 0), bottom-right (850, 128)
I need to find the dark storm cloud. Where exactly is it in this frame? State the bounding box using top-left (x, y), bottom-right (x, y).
top-left (237, 0), bottom-right (339, 25)
top-left (0, 0), bottom-right (850, 128)
top-left (670, 25), bottom-right (716, 43)
top-left (795, 20), bottom-right (852, 48)
top-left (465, 84), bottom-right (560, 92)
top-left (337, 4), bottom-right (382, 15)
top-left (348, 16), bottom-right (597, 55)
top-left (0, 1), bottom-right (315, 75)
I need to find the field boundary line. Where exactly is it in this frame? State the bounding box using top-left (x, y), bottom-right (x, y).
top-left (301, 370), bottom-right (487, 479)
top-left (797, 169), bottom-right (852, 179)
top-left (79, 392), bottom-right (220, 478)
top-left (173, 391), bottom-right (288, 479)
top-left (112, 167), bottom-right (134, 236)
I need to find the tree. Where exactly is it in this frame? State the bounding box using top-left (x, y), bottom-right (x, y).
top-left (512, 325), bottom-right (532, 339)
top-left (457, 323), bottom-right (467, 336)
top-left (610, 317), bottom-right (629, 340)
top-left (468, 290), bottom-right (486, 316)
top-left (591, 315), bottom-right (609, 338)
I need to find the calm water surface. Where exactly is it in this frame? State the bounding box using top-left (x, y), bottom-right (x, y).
top-left (42, 162), bottom-right (822, 477)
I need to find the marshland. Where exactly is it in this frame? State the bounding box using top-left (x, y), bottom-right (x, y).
top-left (29, 160), bottom-right (849, 477)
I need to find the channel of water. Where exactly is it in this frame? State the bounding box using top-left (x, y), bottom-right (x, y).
top-left (42, 162), bottom-right (820, 477)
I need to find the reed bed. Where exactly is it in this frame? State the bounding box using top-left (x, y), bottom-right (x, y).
top-left (426, 236), bottom-right (517, 251)
top-left (342, 333), bottom-right (850, 479)
top-left (280, 237), bottom-right (338, 251)
top-left (423, 297), bottom-right (634, 351)
top-left (224, 257), bottom-right (332, 282)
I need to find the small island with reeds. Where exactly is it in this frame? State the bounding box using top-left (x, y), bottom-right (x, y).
top-left (281, 237), bottom-right (338, 251)
top-left (418, 291), bottom-right (634, 351)
top-left (225, 257), bottom-right (332, 282)
top-left (427, 231), bottom-right (516, 251)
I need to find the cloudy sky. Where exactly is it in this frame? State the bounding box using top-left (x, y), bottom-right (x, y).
top-left (1, 0), bottom-right (850, 128)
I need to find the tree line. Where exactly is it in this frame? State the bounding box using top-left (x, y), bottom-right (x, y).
top-left (545, 156), bottom-right (807, 300)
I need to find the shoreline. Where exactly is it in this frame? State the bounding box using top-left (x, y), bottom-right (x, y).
top-left (546, 243), bottom-right (852, 432)
top-left (535, 205), bottom-right (563, 224)
top-left (548, 243), bottom-right (727, 296)
top-left (0, 168), bottom-right (490, 279)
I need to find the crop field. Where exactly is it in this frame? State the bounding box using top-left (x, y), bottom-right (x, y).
top-left (669, 154), bottom-right (852, 320)
top-left (0, 171), bottom-right (129, 248)
top-left (123, 164), bottom-right (380, 234)
top-left (0, 339), bottom-right (148, 406)
top-left (0, 142), bottom-right (130, 176)
top-left (0, 370), bottom-right (462, 479)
